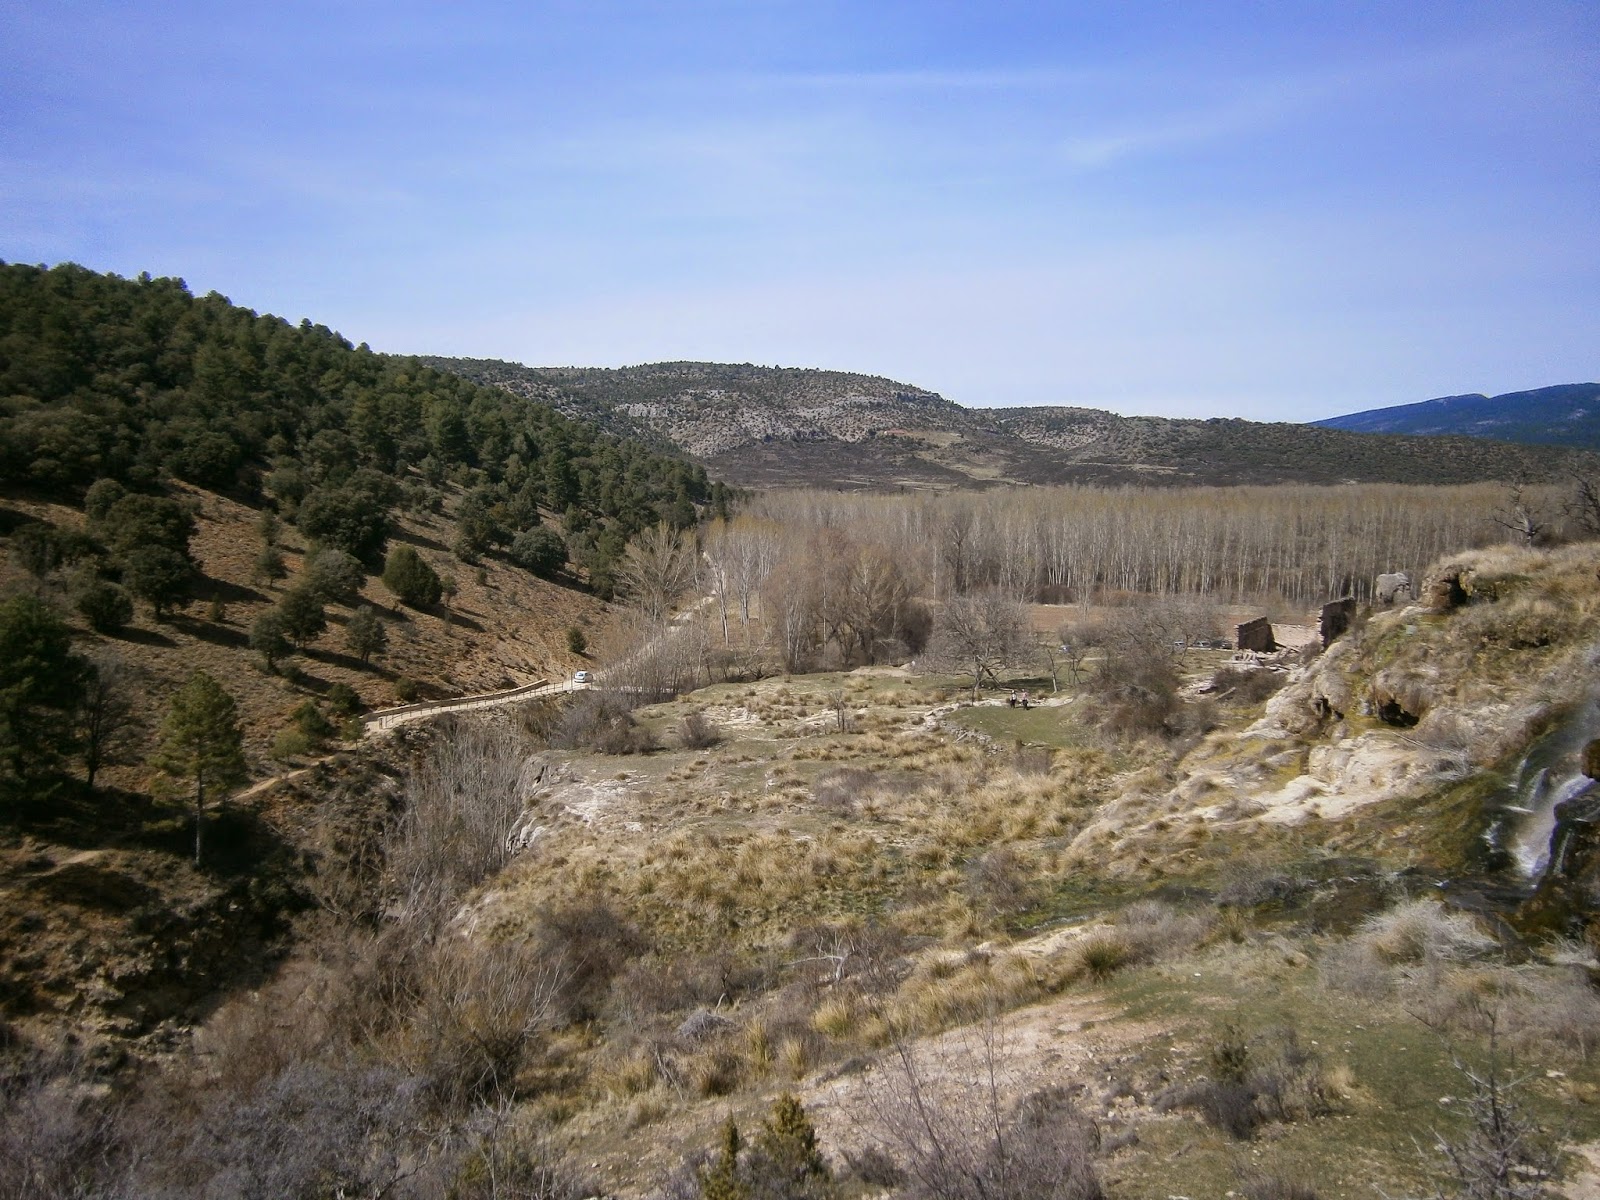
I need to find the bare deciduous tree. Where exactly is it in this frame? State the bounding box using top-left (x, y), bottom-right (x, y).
top-left (389, 719), bottom-right (533, 929)
top-left (926, 592), bottom-right (1032, 700)
top-left (616, 523), bottom-right (699, 626)
top-left (1492, 484), bottom-right (1551, 547)
top-left (1566, 474), bottom-right (1600, 538)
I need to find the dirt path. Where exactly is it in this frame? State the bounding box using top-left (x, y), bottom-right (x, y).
top-left (235, 676), bottom-right (590, 803)
top-left (359, 676), bottom-right (586, 733)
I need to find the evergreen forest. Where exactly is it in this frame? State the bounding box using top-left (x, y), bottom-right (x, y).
top-left (0, 261), bottom-right (721, 593)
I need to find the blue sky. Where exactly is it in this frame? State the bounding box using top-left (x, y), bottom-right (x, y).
top-left (3, 1), bottom-right (1595, 420)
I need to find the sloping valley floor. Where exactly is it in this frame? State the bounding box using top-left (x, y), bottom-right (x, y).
top-left (9, 543), bottom-right (1600, 1198)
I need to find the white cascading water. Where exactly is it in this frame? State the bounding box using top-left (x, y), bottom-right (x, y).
top-left (1506, 693), bottom-right (1600, 878)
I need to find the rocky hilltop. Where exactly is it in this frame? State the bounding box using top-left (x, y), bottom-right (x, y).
top-left (429, 358), bottom-right (1600, 490)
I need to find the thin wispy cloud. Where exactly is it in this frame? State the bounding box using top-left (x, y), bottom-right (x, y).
top-left (2, 3), bottom-right (1593, 419)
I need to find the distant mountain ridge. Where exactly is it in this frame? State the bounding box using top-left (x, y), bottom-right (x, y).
top-left (426, 358), bottom-right (1600, 491)
top-left (1314, 383), bottom-right (1600, 451)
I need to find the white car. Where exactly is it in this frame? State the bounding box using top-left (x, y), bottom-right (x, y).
top-left (572, 670), bottom-right (591, 684)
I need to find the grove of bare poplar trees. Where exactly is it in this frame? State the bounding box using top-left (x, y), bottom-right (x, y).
top-left (645, 482), bottom-right (1574, 674)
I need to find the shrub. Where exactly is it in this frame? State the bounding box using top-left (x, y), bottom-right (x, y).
top-left (252, 545), bottom-right (287, 586)
top-left (1074, 931), bottom-right (1136, 981)
top-left (679, 710), bottom-right (722, 749)
top-left (12, 522), bottom-right (62, 577)
top-left (382, 545), bottom-right (441, 607)
top-left (387, 721), bottom-right (528, 926)
top-left (303, 547), bottom-right (366, 604)
top-left (510, 527), bottom-right (567, 578)
top-left (273, 726), bottom-right (312, 759)
top-left (551, 692), bottom-right (655, 755)
top-left (295, 483), bottom-right (390, 563)
top-left (406, 940), bottom-right (567, 1110)
top-left (1209, 665), bottom-right (1287, 704)
top-left (1115, 899), bottom-right (1216, 959)
top-left (82, 478), bottom-right (126, 522)
top-left (1085, 645), bottom-right (1182, 738)
top-left (750, 1093), bottom-right (832, 1192)
top-left (291, 700), bottom-right (334, 744)
top-left (120, 543), bottom-right (195, 619)
top-left (1356, 899), bottom-right (1495, 966)
top-left (812, 767), bottom-right (873, 814)
top-left (325, 683), bottom-right (361, 718)
top-left (445, 1120), bottom-right (593, 1200)
top-left (393, 677), bottom-right (421, 702)
top-left (964, 846), bottom-right (1036, 922)
top-left (75, 579), bottom-right (133, 633)
top-left (566, 625), bottom-right (587, 656)
top-left (1180, 1025), bottom-right (1337, 1142)
top-left (862, 1058), bottom-right (1105, 1200)
top-left (527, 901), bottom-right (650, 1023)
top-left (1424, 1048), bottom-right (1556, 1197)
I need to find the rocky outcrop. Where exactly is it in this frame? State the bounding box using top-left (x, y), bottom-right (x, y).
top-left (1375, 572), bottom-right (1413, 605)
top-left (1423, 562), bottom-right (1472, 611)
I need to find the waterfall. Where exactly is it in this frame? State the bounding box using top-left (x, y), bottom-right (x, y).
top-left (1506, 693), bottom-right (1600, 878)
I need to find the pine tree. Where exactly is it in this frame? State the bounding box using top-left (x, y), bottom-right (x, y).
top-left (699, 1118), bottom-right (748, 1200)
top-left (754, 1093), bottom-right (828, 1182)
top-left (155, 671), bottom-right (247, 866)
top-left (0, 594), bottom-right (90, 788)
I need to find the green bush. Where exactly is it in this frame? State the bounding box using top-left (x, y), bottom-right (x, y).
top-left (252, 545), bottom-right (287, 586)
top-left (291, 700), bottom-right (334, 743)
top-left (509, 528), bottom-right (567, 578)
top-left (296, 480), bottom-right (392, 563)
top-left (12, 523), bottom-right (63, 577)
top-left (275, 584), bottom-right (327, 646)
top-left (272, 726), bottom-right (312, 760)
top-left (75, 580), bottom-right (134, 634)
top-left (119, 544), bottom-right (195, 619)
top-left (325, 682), bottom-right (361, 718)
top-left (303, 548), bottom-right (366, 604)
top-left (382, 545), bottom-right (441, 607)
top-left (82, 479), bottom-right (127, 523)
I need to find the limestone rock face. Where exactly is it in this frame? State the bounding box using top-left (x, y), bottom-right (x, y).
top-left (1423, 562), bottom-right (1472, 611)
top-left (1254, 636), bottom-right (1361, 735)
top-left (1375, 572), bottom-right (1413, 605)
